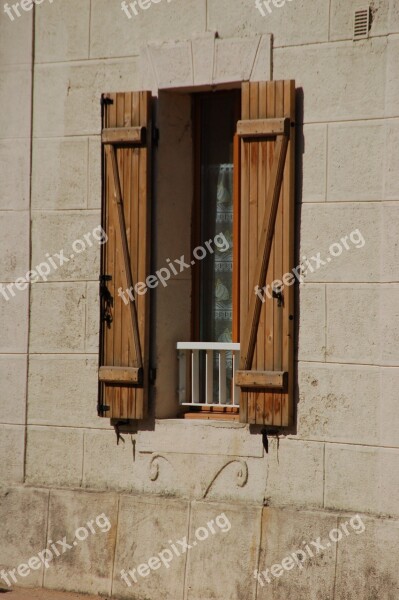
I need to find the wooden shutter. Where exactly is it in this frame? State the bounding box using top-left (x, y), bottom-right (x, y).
top-left (235, 81), bottom-right (295, 426)
top-left (98, 91), bottom-right (152, 420)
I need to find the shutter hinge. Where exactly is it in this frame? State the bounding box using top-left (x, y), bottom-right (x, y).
top-left (98, 404), bottom-right (110, 414)
top-left (101, 96), bottom-right (114, 107)
top-left (152, 125), bottom-right (159, 147)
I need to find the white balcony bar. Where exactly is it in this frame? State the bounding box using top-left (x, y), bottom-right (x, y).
top-left (177, 342), bottom-right (240, 407)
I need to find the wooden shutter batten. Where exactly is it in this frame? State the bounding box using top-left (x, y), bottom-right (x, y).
top-left (102, 126), bottom-right (146, 145)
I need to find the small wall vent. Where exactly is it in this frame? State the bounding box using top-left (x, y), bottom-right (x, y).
top-left (353, 7), bottom-right (371, 40)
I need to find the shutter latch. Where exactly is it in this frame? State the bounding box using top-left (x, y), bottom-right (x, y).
top-left (99, 274), bottom-right (113, 327)
top-left (272, 285), bottom-right (283, 307)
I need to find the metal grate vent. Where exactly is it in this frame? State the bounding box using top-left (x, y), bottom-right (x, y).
top-left (353, 7), bottom-right (371, 40)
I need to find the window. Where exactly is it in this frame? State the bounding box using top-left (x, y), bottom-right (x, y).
top-left (98, 81), bottom-right (296, 427)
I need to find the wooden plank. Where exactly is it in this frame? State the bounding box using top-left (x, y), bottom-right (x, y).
top-left (235, 370), bottom-right (287, 389)
top-left (237, 117), bottom-right (289, 138)
top-left (239, 133), bottom-right (289, 372)
top-left (99, 366), bottom-right (141, 384)
top-left (232, 134), bottom-right (240, 345)
top-left (102, 126), bottom-right (145, 145)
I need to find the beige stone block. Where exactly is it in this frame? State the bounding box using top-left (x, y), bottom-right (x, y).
top-left (329, 0), bottom-right (389, 41)
top-left (139, 420), bottom-right (263, 457)
top-left (31, 211), bottom-right (101, 281)
top-left (30, 283), bottom-right (86, 353)
top-left (33, 60), bottom-right (139, 137)
top-left (208, 0), bottom-right (329, 47)
top-left (250, 34), bottom-right (272, 81)
top-left (298, 284), bottom-right (326, 361)
top-left (35, 0), bottom-right (90, 63)
top-left (192, 34), bottom-right (215, 86)
top-left (301, 124), bottom-right (327, 202)
top-left (325, 444), bottom-right (399, 517)
top-left (265, 439), bottom-right (324, 509)
top-left (381, 203), bottom-right (399, 282)
top-left (44, 489), bottom-right (118, 595)
top-left (385, 121), bottom-right (399, 199)
top-left (386, 36), bottom-right (399, 118)
top-left (274, 39), bottom-right (387, 122)
top-left (0, 287), bottom-right (28, 353)
top-left (28, 355), bottom-right (106, 429)
top-left (0, 355), bottom-right (27, 424)
top-left (326, 285), bottom-right (379, 364)
top-left (297, 362), bottom-right (381, 445)
top-left (335, 514), bottom-right (399, 600)
top-left (149, 41), bottom-right (193, 89)
top-left (0, 211), bottom-right (30, 281)
top-left (90, 0), bottom-right (206, 60)
top-left (380, 367), bottom-right (399, 447)
top-left (85, 282), bottom-right (99, 353)
top-left (0, 139), bottom-right (30, 210)
top-left (213, 37), bottom-right (259, 84)
top-left (25, 426), bottom-right (84, 487)
top-left (112, 495), bottom-right (189, 599)
top-left (299, 203), bottom-right (379, 283)
top-left (185, 501), bottom-right (261, 600)
top-left (380, 284), bottom-right (399, 366)
top-left (82, 429), bottom-right (136, 491)
top-left (388, 2), bottom-right (399, 33)
top-left (327, 122), bottom-right (385, 201)
top-left (0, 10), bottom-right (32, 65)
top-left (88, 137), bottom-right (101, 209)
top-left (32, 138), bottom-right (88, 210)
top-left (0, 66), bottom-right (31, 138)
top-left (257, 508), bottom-right (337, 600)
top-left (0, 425), bottom-right (25, 484)
top-left (0, 486), bottom-right (49, 588)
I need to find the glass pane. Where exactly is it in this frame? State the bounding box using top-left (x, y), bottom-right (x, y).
top-left (198, 92), bottom-right (237, 403)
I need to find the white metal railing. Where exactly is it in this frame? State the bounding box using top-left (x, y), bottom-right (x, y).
top-left (177, 342), bottom-right (241, 406)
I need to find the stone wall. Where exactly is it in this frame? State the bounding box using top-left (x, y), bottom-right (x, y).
top-left (0, 1), bottom-right (398, 598)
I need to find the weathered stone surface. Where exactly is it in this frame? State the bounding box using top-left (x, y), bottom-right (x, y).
top-left (31, 212), bottom-right (101, 281)
top-left (326, 284), bottom-right (379, 364)
top-left (0, 425), bottom-right (25, 484)
top-left (325, 443), bottom-right (399, 518)
top-left (385, 36), bottom-right (399, 118)
top-left (35, 0), bottom-right (90, 63)
top-left (274, 39), bottom-right (387, 122)
top-left (334, 514), bottom-right (399, 600)
top-left (0, 355), bottom-right (27, 425)
top-left (0, 287), bottom-right (28, 353)
top-left (301, 124), bottom-right (327, 202)
top-left (33, 60), bottom-right (139, 137)
top-left (27, 355), bottom-right (106, 429)
top-left (44, 489), bottom-right (118, 595)
top-left (300, 203), bottom-right (380, 283)
top-left (297, 362), bottom-right (382, 445)
top-left (329, 0), bottom-right (390, 41)
top-left (385, 122), bottom-right (399, 199)
top-left (297, 284), bottom-right (326, 361)
top-left (25, 426), bottom-right (84, 487)
top-left (0, 140), bottom-right (30, 210)
top-left (112, 495), bottom-right (189, 599)
top-left (185, 501), bottom-right (261, 600)
top-left (30, 283), bottom-right (86, 353)
top-left (149, 41), bottom-right (193, 89)
top-left (208, 0), bottom-right (329, 47)
top-left (213, 36), bottom-right (259, 84)
top-left (265, 439), bottom-right (324, 509)
top-left (0, 212), bottom-right (30, 282)
top-left (0, 66), bottom-right (32, 138)
top-left (84, 282), bottom-right (100, 353)
top-left (0, 9), bottom-right (32, 66)
top-left (0, 487), bottom-right (49, 589)
top-left (380, 284), bottom-right (399, 366)
top-left (87, 137), bottom-right (101, 209)
top-left (257, 507), bottom-right (337, 600)
top-left (32, 139), bottom-right (88, 210)
top-left (327, 122), bottom-right (385, 201)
